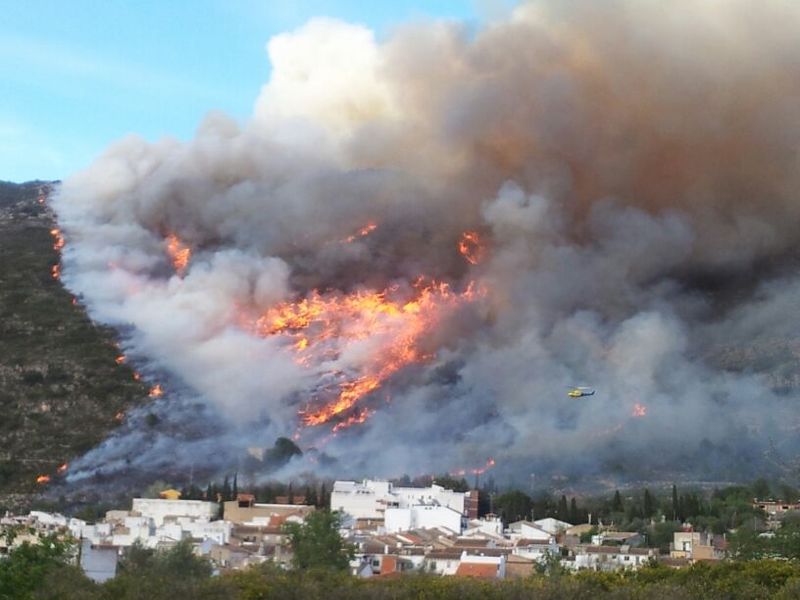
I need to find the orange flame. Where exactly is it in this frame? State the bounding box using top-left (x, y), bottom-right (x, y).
top-left (36, 475), bottom-right (50, 484)
top-left (632, 403), bottom-right (647, 418)
top-left (115, 355), bottom-right (126, 365)
top-left (114, 410), bottom-right (125, 422)
top-left (51, 264), bottom-right (60, 279)
top-left (56, 463), bottom-right (68, 475)
top-left (50, 228), bottom-right (65, 252)
top-left (149, 384), bottom-right (164, 398)
top-left (331, 408), bottom-right (373, 433)
top-left (256, 279), bottom-right (481, 428)
top-left (450, 457), bottom-right (497, 477)
top-left (165, 233), bottom-right (191, 276)
top-left (458, 231), bottom-right (484, 265)
top-left (133, 371), bottom-right (141, 381)
top-left (343, 222), bottom-right (377, 243)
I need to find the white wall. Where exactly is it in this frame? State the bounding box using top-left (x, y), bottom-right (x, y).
top-left (131, 499), bottom-right (217, 526)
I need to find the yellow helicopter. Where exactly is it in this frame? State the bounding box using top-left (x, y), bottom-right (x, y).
top-left (567, 386), bottom-right (595, 398)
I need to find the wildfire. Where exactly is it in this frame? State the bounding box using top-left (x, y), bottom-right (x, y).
top-left (165, 233), bottom-right (191, 276)
top-left (255, 279), bottom-right (481, 430)
top-left (632, 403), bottom-right (647, 418)
top-left (56, 463), bottom-right (68, 475)
top-left (114, 410), bottom-right (125, 422)
top-left (51, 264), bottom-right (60, 279)
top-left (149, 384), bottom-right (164, 398)
top-left (36, 475), bottom-right (50, 484)
top-left (343, 222), bottom-right (377, 243)
top-left (50, 228), bottom-right (65, 251)
top-left (458, 231), bottom-right (485, 265)
top-left (115, 355), bottom-right (126, 365)
top-left (133, 371), bottom-right (141, 381)
top-left (450, 457), bottom-right (497, 477)
top-left (331, 408), bottom-right (373, 433)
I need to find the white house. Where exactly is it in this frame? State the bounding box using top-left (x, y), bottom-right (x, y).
top-left (332, 480), bottom-right (469, 525)
top-left (506, 521), bottom-right (553, 543)
top-left (131, 498), bottom-right (217, 526)
top-left (384, 504), bottom-right (462, 534)
top-left (534, 518), bottom-right (573, 536)
top-left (572, 545), bottom-right (658, 571)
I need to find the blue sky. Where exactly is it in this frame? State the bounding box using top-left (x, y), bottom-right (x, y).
top-left (0, 1), bottom-right (517, 183)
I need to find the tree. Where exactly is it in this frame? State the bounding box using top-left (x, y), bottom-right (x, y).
top-left (672, 484), bottom-right (680, 521)
top-left (430, 475), bottom-right (470, 492)
top-left (0, 533), bottom-right (92, 599)
top-left (283, 510), bottom-right (354, 571)
top-left (752, 478), bottom-right (771, 501)
top-left (232, 472), bottom-right (238, 499)
top-left (305, 485), bottom-right (318, 507)
top-left (319, 482), bottom-right (329, 508)
top-left (643, 488), bottom-right (655, 518)
top-left (569, 497), bottom-right (579, 523)
top-left (494, 490), bottom-right (533, 523)
top-left (612, 490), bottom-right (624, 512)
top-left (558, 495), bottom-right (569, 521)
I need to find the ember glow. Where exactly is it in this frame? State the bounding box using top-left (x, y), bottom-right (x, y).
top-left (458, 231), bottom-right (484, 266)
top-left (36, 475), bottom-right (50, 485)
top-left (165, 234), bottom-right (191, 276)
top-left (149, 384), bottom-right (164, 398)
top-left (56, 463), bottom-right (68, 475)
top-left (256, 279), bottom-right (481, 430)
top-left (50, 228), bottom-right (65, 251)
top-left (343, 222), bottom-right (377, 243)
top-left (331, 408), bottom-right (373, 433)
top-left (450, 457), bottom-right (497, 478)
top-left (632, 403), bottom-right (647, 418)
top-left (51, 264), bottom-right (60, 280)
top-left (115, 355), bottom-right (126, 365)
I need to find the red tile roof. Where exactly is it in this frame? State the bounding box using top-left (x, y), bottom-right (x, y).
top-left (455, 562), bottom-right (498, 578)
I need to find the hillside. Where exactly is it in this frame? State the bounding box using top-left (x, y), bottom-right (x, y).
top-left (0, 181), bottom-right (149, 509)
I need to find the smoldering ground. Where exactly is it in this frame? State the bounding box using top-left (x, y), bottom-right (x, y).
top-left (52, 0), bottom-right (800, 489)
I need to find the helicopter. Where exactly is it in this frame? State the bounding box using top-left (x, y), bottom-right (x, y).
top-left (567, 386), bottom-right (595, 398)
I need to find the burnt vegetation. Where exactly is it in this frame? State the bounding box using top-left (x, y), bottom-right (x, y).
top-left (0, 182), bottom-right (150, 507)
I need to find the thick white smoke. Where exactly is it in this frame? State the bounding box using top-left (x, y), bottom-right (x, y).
top-left (55, 0), bottom-right (800, 486)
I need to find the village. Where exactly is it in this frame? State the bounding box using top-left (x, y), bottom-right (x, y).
top-left (0, 478), bottom-right (751, 583)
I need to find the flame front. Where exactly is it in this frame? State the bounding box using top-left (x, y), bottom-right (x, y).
top-left (343, 222), bottom-right (377, 243)
top-left (50, 228), bottom-right (65, 252)
top-left (256, 279), bottom-right (480, 430)
top-left (458, 231), bottom-right (485, 265)
top-left (450, 457), bottom-right (497, 477)
top-left (165, 234), bottom-right (191, 276)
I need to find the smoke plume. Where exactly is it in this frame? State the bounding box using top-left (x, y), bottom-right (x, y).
top-left (54, 0), bottom-right (800, 486)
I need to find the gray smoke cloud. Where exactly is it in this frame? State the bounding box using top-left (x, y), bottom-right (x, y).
top-left (54, 0), bottom-right (800, 487)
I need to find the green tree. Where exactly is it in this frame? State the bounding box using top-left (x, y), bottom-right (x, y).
top-left (643, 488), bottom-right (655, 518)
top-left (283, 510), bottom-right (354, 571)
top-left (0, 533), bottom-right (91, 600)
top-left (494, 490), bottom-right (533, 523)
top-left (558, 495), bottom-right (569, 521)
top-left (752, 478), bottom-right (771, 501)
top-left (612, 490), bottom-right (624, 512)
top-left (672, 484), bottom-right (680, 520)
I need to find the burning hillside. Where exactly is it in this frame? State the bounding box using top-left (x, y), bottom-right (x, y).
top-left (52, 1), bottom-right (800, 484)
